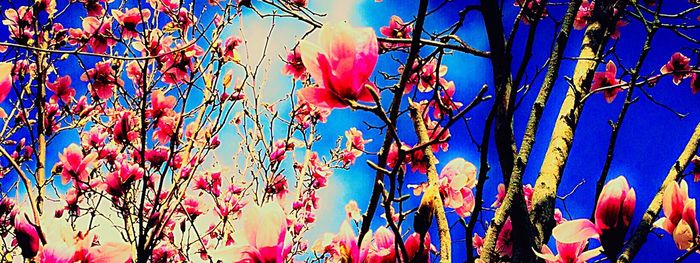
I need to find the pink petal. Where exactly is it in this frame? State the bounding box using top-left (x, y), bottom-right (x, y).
top-left (297, 87), bottom-right (347, 109)
top-left (551, 219), bottom-right (600, 244)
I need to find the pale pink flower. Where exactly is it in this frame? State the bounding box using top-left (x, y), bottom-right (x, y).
top-left (535, 240), bottom-right (602, 263)
top-left (654, 179), bottom-right (699, 250)
top-left (330, 220), bottom-right (370, 263)
top-left (231, 202), bottom-right (289, 263)
top-left (297, 22), bottom-right (379, 109)
top-left (439, 158), bottom-right (477, 218)
top-left (367, 227), bottom-right (396, 263)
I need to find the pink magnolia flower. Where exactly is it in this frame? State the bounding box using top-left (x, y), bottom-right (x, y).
top-left (552, 176), bottom-right (635, 257)
top-left (282, 49), bottom-right (307, 80)
top-left (105, 160), bottom-right (144, 197)
top-left (81, 61), bottom-right (123, 100)
top-left (404, 232), bottom-right (433, 262)
top-left (574, 0), bottom-right (594, 30)
top-left (417, 59), bottom-right (447, 93)
top-left (47, 76), bottom-right (76, 104)
top-left (82, 17), bottom-right (116, 54)
top-left (610, 20), bottom-right (628, 40)
top-left (150, 89), bottom-right (177, 120)
top-left (380, 16), bottom-right (412, 49)
top-left (112, 8), bottom-right (150, 39)
top-left (691, 73), bottom-right (700, 95)
top-left (331, 220), bottom-right (370, 263)
top-left (429, 80), bottom-right (463, 119)
top-left (514, 0), bottom-right (548, 24)
top-left (0, 62), bottom-right (13, 103)
top-left (231, 202), bottom-right (289, 263)
top-left (367, 227), bottom-right (396, 263)
top-left (439, 158), bottom-right (477, 218)
top-left (59, 144), bottom-right (98, 184)
top-left (654, 179), bottom-right (699, 250)
top-left (591, 60), bottom-right (622, 103)
top-left (344, 200), bottom-right (362, 222)
top-left (290, 0), bottom-right (308, 7)
top-left (84, 242), bottom-right (133, 263)
top-left (220, 35), bottom-right (243, 62)
top-left (535, 240), bottom-right (602, 263)
top-left (14, 214), bottom-right (41, 258)
top-left (661, 52), bottom-right (692, 85)
top-left (297, 22), bottom-right (379, 109)
top-left (161, 42), bottom-right (204, 84)
top-left (2, 7), bottom-right (34, 44)
top-left (76, 0), bottom-right (112, 16)
top-left (344, 128), bottom-right (371, 158)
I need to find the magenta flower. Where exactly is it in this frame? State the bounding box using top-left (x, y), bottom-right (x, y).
top-left (2, 7), bottom-right (35, 44)
top-left (14, 214), bottom-right (40, 258)
top-left (0, 62), bottom-right (12, 103)
top-left (112, 8), bottom-right (150, 39)
top-left (150, 89), bottom-right (176, 120)
top-left (661, 52), bottom-right (692, 85)
top-left (297, 22), bottom-right (379, 109)
top-left (82, 16), bottom-right (116, 54)
top-left (331, 220), bottom-right (370, 263)
top-left (367, 227), bottom-right (396, 263)
top-left (282, 48), bottom-right (307, 80)
top-left (81, 61), bottom-right (123, 100)
top-left (231, 202), bottom-right (289, 263)
top-left (574, 0), bottom-right (594, 30)
top-left (691, 73), bottom-right (700, 95)
top-left (591, 61), bottom-right (622, 103)
top-left (47, 76), bottom-right (76, 104)
top-left (59, 144), bottom-right (98, 184)
top-left (380, 16), bottom-right (412, 49)
top-left (654, 179), bottom-right (699, 250)
top-left (553, 176), bottom-right (635, 257)
top-left (220, 35), bottom-right (243, 62)
top-left (404, 232), bottom-right (433, 262)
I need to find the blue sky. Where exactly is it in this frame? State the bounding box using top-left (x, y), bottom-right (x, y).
top-left (1, 0), bottom-right (700, 262)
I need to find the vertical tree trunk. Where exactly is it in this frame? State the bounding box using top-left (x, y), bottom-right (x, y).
top-left (529, 0), bottom-right (626, 245)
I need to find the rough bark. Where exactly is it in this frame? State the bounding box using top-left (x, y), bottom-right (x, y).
top-left (409, 101), bottom-right (451, 263)
top-left (477, 1), bottom-right (582, 261)
top-left (529, 0), bottom-right (626, 245)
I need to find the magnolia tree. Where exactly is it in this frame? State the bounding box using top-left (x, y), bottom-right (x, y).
top-left (0, 0), bottom-right (699, 262)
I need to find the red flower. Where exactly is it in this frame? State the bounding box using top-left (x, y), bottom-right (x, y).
top-left (81, 61), bottom-right (122, 100)
top-left (150, 89), bottom-right (177, 120)
top-left (514, 0), bottom-right (548, 24)
top-left (380, 16), bottom-right (412, 49)
top-left (112, 8), bottom-right (151, 39)
top-left (574, 0), bottom-right (594, 30)
top-left (220, 35), bottom-right (242, 62)
top-left (297, 23), bottom-right (379, 109)
top-left (81, 16), bottom-right (116, 54)
top-left (692, 73), bottom-right (700, 95)
top-left (591, 61), bottom-right (622, 103)
top-left (282, 49), bottom-right (307, 80)
top-left (47, 76), bottom-right (76, 104)
top-left (661, 52), bottom-right (692, 85)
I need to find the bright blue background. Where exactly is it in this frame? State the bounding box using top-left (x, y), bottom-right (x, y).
top-left (1, 0), bottom-right (699, 262)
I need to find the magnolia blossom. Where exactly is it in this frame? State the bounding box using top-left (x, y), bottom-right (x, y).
top-left (535, 240), bottom-right (602, 263)
top-left (380, 16), bottom-right (412, 49)
top-left (439, 158), bottom-right (477, 217)
top-left (282, 48), bottom-right (307, 80)
top-left (661, 52), bottom-right (692, 85)
top-left (654, 179), bottom-right (699, 250)
top-left (366, 227), bottom-right (396, 263)
top-left (59, 144), bottom-right (98, 184)
top-left (330, 220), bottom-right (370, 263)
top-left (574, 0), bottom-right (594, 30)
top-left (47, 76), bottom-right (76, 104)
top-left (591, 61), bottom-right (623, 103)
top-left (81, 61), bottom-right (123, 100)
top-left (227, 202), bottom-right (289, 263)
top-left (552, 176), bottom-right (635, 257)
top-left (112, 8), bottom-right (150, 39)
top-left (297, 22), bottom-right (379, 109)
